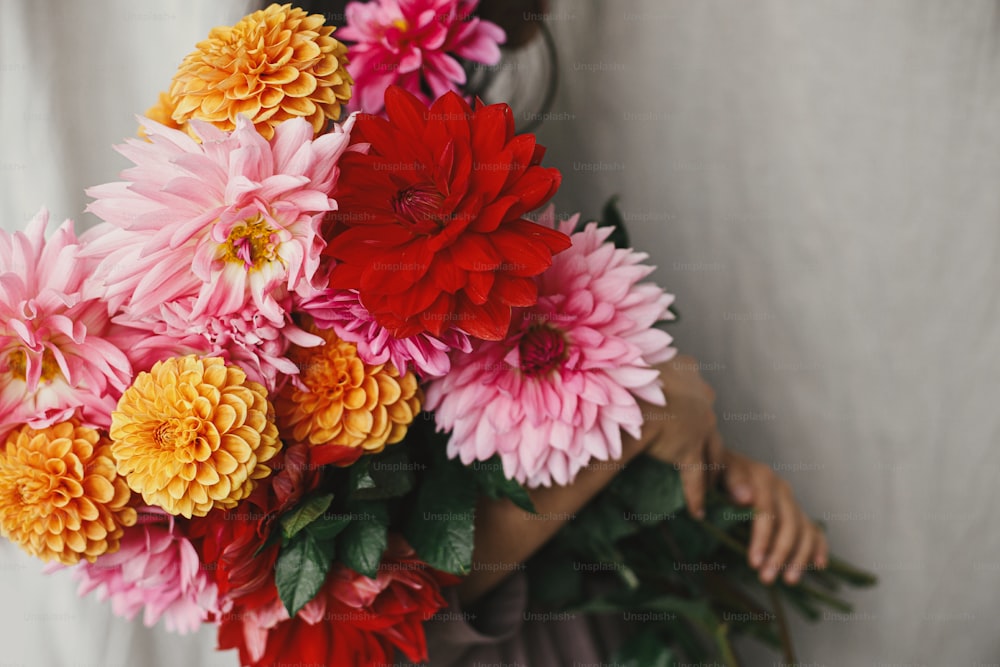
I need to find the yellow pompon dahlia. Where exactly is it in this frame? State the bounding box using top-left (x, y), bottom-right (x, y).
top-left (110, 356), bottom-right (281, 518)
top-left (276, 325), bottom-right (421, 459)
top-left (168, 3), bottom-right (353, 139)
top-left (0, 421), bottom-right (137, 565)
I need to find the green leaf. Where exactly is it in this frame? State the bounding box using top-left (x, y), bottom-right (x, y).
top-left (305, 513), bottom-right (353, 542)
top-left (612, 629), bottom-right (675, 667)
top-left (280, 493), bottom-right (334, 540)
top-left (526, 549), bottom-right (583, 607)
top-left (562, 496), bottom-right (640, 559)
top-left (638, 595), bottom-right (719, 626)
top-left (337, 501), bottom-right (389, 579)
top-left (275, 531), bottom-right (333, 617)
top-left (470, 456), bottom-right (536, 513)
top-left (611, 457), bottom-right (686, 523)
top-left (404, 457), bottom-right (477, 575)
top-left (348, 458), bottom-right (377, 493)
top-left (350, 447), bottom-right (418, 500)
top-left (598, 194), bottom-right (632, 249)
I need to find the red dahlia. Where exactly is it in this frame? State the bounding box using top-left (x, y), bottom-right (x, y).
top-left (218, 535), bottom-right (459, 666)
top-left (324, 86), bottom-right (570, 341)
top-left (187, 444), bottom-right (319, 608)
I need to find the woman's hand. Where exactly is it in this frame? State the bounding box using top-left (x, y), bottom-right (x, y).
top-left (643, 354), bottom-right (725, 519)
top-left (641, 355), bottom-right (828, 585)
top-left (720, 449), bottom-right (829, 584)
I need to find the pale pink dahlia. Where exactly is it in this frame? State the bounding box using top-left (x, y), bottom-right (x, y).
top-left (82, 114), bottom-right (356, 326)
top-left (425, 210), bottom-right (677, 487)
top-left (121, 296), bottom-right (322, 393)
top-left (71, 508), bottom-right (224, 635)
top-left (340, 0), bottom-right (506, 114)
top-left (301, 288), bottom-right (472, 376)
top-left (0, 209), bottom-right (132, 436)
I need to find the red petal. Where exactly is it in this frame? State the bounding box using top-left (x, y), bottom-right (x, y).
top-left (428, 248), bottom-right (467, 293)
top-left (383, 86), bottom-right (429, 139)
top-left (464, 270), bottom-right (495, 305)
top-left (310, 444), bottom-right (365, 467)
top-left (455, 294), bottom-right (511, 340)
top-left (494, 275), bottom-right (538, 307)
top-left (452, 233), bottom-right (503, 271)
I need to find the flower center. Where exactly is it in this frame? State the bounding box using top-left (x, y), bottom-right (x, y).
top-left (17, 479), bottom-right (44, 505)
top-left (299, 339), bottom-right (360, 400)
top-left (391, 18), bottom-right (409, 32)
top-left (223, 214), bottom-right (278, 271)
top-left (518, 325), bottom-right (568, 376)
top-left (6, 348), bottom-right (62, 383)
top-left (153, 417), bottom-right (202, 450)
top-left (392, 184), bottom-right (444, 227)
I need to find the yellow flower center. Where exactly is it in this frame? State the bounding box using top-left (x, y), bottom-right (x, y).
top-left (6, 348), bottom-right (63, 383)
top-left (222, 214), bottom-right (279, 271)
top-left (392, 18), bottom-right (409, 32)
top-left (17, 479), bottom-right (41, 505)
top-left (153, 417), bottom-right (202, 450)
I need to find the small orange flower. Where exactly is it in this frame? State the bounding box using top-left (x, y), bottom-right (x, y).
top-left (0, 421), bottom-right (137, 565)
top-left (277, 325), bottom-right (421, 458)
top-left (110, 356), bottom-right (281, 518)
top-left (168, 3), bottom-right (353, 139)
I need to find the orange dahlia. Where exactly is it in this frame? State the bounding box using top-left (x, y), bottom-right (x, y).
top-left (110, 356), bottom-right (281, 518)
top-left (0, 421), bottom-right (137, 565)
top-left (276, 324), bottom-right (421, 464)
top-left (168, 3), bottom-right (353, 139)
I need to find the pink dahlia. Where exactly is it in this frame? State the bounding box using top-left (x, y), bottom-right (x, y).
top-left (425, 209), bottom-right (677, 487)
top-left (121, 296), bottom-right (322, 393)
top-left (340, 0), bottom-right (506, 114)
top-left (301, 288), bottom-right (472, 376)
top-left (82, 114), bottom-right (356, 326)
top-left (71, 508), bottom-right (224, 635)
top-left (0, 209), bottom-right (132, 436)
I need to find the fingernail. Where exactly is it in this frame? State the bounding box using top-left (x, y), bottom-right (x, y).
top-left (785, 569), bottom-right (801, 585)
top-left (750, 550), bottom-right (763, 568)
top-left (761, 565), bottom-right (777, 583)
top-left (732, 485), bottom-right (752, 503)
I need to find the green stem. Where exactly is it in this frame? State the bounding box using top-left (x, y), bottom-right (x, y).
top-left (786, 581), bottom-right (854, 613)
top-left (768, 587), bottom-right (797, 664)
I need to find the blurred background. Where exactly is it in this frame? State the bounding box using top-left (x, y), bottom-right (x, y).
top-left (2, 0), bottom-right (999, 665)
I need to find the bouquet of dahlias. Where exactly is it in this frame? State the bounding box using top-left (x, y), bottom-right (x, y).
top-left (0, 3), bottom-right (873, 666)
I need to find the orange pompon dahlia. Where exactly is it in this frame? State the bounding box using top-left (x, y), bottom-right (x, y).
top-left (276, 324), bottom-right (421, 465)
top-left (0, 421), bottom-right (137, 565)
top-left (168, 3), bottom-right (353, 139)
top-left (110, 356), bottom-right (281, 518)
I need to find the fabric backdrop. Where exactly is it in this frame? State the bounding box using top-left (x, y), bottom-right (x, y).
top-left (2, 1), bottom-right (998, 665)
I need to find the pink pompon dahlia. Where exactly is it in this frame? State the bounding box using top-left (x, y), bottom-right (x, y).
top-left (0, 209), bottom-right (132, 436)
top-left (301, 288), bottom-right (472, 377)
top-left (425, 209), bottom-right (677, 487)
top-left (340, 0), bottom-right (506, 114)
top-left (82, 113), bottom-right (356, 327)
top-left (70, 508), bottom-right (225, 635)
